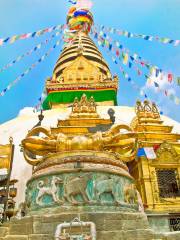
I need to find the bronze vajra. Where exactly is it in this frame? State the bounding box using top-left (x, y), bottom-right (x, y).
top-left (21, 124), bottom-right (137, 165)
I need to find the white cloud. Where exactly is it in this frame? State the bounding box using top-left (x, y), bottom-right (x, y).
top-left (141, 69), bottom-right (176, 95)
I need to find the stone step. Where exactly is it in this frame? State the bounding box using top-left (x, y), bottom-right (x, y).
top-left (97, 229), bottom-right (155, 240)
top-left (9, 222), bottom-right (33, 235)
top-left (0, 227), bottom-right (9, 237)
top-left (161, 231), bottom-right (180, 240)
top-left (28, 234), bottom-right (54, 240)
top-left (3, 235), bottom-right (28, 240)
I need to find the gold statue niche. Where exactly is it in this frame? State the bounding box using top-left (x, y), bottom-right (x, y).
top-left (70, 94), bottom-right (99, 118)
top-left (135, 100), bottom-right (160, 120)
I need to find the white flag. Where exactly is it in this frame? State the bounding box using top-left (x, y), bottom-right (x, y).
top-left (0, 168), bottom-right (8, 175)
top-left (144, 147), bottom-right (156, 160)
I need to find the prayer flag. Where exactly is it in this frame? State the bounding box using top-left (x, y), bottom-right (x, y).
top-left (129, 62), bottom-right (132, 68)
top-left (123, 53), bottom-right (128, 65)
top-left (137, 148), bottom-right (146, 157)
top-left (68, 0), bottom-right (77, 4)
top-left (177, 77), bottom-right (180, 86)
top-left (144, 147), bottom-right (156, 160)
top-left (0, 168), bottom-right (8, 175)
top-left (154, 82), bottom-right (159, 88)
top-left (155, 69), bottom-right (160, 77)
top-left (116, 50), bottom-right (120, 56)
top-left (168, 73), bottom-right (173, 83)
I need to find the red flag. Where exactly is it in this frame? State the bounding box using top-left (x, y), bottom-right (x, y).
top-left (168, 73), bottom-right (173, 83)
top-left (116, 50), bottom-right (120, 56)
top-left (140, 61), bottom-right (145, 66)
top-left (153, 144), bottom-right (160, 151)
top-left (20, 34), bottom-right (28, 39)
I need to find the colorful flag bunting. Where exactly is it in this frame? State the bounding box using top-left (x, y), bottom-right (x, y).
top-left (0, 39), bottom-right (61, 97)
top-left (0, 31), bottom-right (61, 74)
top-left (98, 25), bottom-right (180, 47)
top-left (0, 24), bottom-right (63, 47)
top-left (92, 27), bottom-right (180, 106)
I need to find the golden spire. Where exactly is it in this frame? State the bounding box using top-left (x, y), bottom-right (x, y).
top-left (42, 6), bottom-right (118, 110)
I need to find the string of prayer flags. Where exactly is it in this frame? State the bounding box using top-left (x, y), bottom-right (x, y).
top-left (34, 97), bottom-right (44, 111)
top-left (0, 40), bottom-right (61, 97)
top-left (94, 27), bottom-right (180, 92)
top-left (33, 87), bottom-right (47, 111)
top-left (92, 26), bottom-right (160, 75)
top-left (99, 25), bottom-right (180, 47)
top-left (110, 29), bottom-right (162, 74)
top-left (0, 31), bottom-right (61, 74)
top-left (92, 29), bottom-right (147, 77)
top-left (0, 24), bottom-right (64, 47)
top-left (137, 147), bottom-right (156, 159)
top-left (93, 29), bottom-right (180, 105)
top-left (145, 75), bottom-right (180, 105)
top-left (101, 39), bottom-right (150, 101)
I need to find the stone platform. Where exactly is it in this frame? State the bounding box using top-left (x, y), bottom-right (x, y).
top-left (0, 211), bottom-right (180, 240)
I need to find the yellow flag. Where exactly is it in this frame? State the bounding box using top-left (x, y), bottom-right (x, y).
top-left (0, 156), bottom-right (10, 169)
top-left (0, 144), bottom-right (11, 156)
top-left (123, 53), bottom-right (128, 65)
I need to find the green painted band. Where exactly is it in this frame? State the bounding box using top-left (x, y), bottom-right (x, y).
top-left (42, 90), bottom-right (117, 110)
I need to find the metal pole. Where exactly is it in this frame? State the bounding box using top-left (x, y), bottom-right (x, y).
top-left (3, 137), bottom-right (14, 222)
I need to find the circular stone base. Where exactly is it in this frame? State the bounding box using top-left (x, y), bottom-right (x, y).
top-left (26, 151), bottom-right (139, 213)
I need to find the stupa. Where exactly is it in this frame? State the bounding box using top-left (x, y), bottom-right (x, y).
top-left (0, 4), bottom-right (180, 240)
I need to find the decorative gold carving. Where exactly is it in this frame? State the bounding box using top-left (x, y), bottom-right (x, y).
top-left (135, 100), bottom-right (160, 120)
top-left (71, 94), bottom-right (98, 118)
top-left (150, 170), bottom-right (160, 203)
top-left (155, 141), bottom-right (180, 164)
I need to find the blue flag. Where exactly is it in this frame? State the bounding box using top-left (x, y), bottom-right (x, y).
top-left (137, 148), bottom-right (146, 157)
top-left (69, 0), bottom-right (77, 4)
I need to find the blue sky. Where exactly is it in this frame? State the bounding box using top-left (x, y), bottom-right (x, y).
top-left (0, 0), bottom-right (180, 124)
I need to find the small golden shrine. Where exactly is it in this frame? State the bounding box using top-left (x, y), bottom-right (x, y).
top-left (129, 100), bottom-right (180, 213)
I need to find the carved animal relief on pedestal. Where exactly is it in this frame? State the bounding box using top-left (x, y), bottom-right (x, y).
top-left (63, 174), bottom-right (91, 205)
top-left (93, 176), bottom-right (122, 204)
top-left (35, 176), bottom-right (64, 206)
top-left (29, 173), bottom-right (140, 210)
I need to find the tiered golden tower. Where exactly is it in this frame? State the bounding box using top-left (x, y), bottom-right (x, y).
top-left (43, 32), bottom-right (118, 109)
